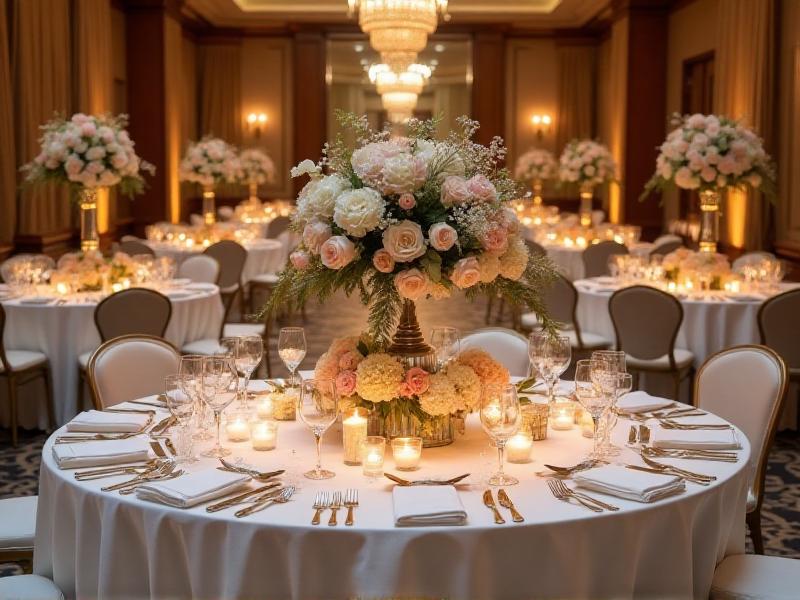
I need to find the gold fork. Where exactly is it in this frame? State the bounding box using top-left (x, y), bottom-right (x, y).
top-left (311, 492), bottom-right (329, 526)
top-left (328, 491), bottom-right (342, 526)
top-left (344, 489), bottom-right (359, 526)
top-left (546, 479), bottom-right (603, 512)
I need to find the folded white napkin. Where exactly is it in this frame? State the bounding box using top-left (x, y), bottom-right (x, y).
top-left (66, 410), bottom-right (151, 433)
top-left (53, 438), bottom-right (151, 469)
top-left (135, 469), bottom-right (250, 508)
top-left (617, 391), bottom-right (674, 414)
top-left (652, 428), bottom-right (741, 450)
top-left (574, 464), bottom-right (685, 503)
top-left (393, 485), bottom-right (467, 526)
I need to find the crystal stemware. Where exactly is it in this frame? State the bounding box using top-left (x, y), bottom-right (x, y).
top-left (591, 350), bottom-right (627, 456)
top-left (278, 327), bottom-right (306, 388)
top-left (297, 378), bottom-right (339, 480)
top-left (200, 356), bottom-right (239, 458)
top-left (528, 332), bottom-right (571, 405)
top-left (430, 326), bottom-right (460, 371)
top-left (235, 335), bottom-right (263, 408)
top-left (179, 355), bottom-right (212, 441)
top-left (164, 374), bottom-right (197, 463)
top-left (480, 383), bottom-right (522, 486)
top-left (575, 359), bottom-right (616, 459)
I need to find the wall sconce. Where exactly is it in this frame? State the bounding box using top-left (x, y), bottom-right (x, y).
top-left (246, 112), bottom-right (268, 139)
top-left (530, 114), bottom-right (552, 141)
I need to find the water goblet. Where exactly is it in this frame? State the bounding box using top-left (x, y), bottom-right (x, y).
top-left (430, 326), bottom-right (460, 371)
top-left (200, 356), bottom-right (239, 458)
top-left (235, 335), bottom-right (263, 408)
top-left (480, 383), bottom-right (522, 486)
top-left (279, 327), bottom-right (306, 387)
top-left (164, 374), bottom-right (197, 463)
top-left (574, 359), bottom-right (616, 459)
top-left (180, 355), bottom-right (212, 441)
top-left (528, 332), bottom-right (571, 405)
top-left (297, 379), bottom-right (339, 480)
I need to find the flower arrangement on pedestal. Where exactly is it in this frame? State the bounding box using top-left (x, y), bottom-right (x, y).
top-left (558, 139), bottom-right (616, 227)
top-left (22, 113), bottom-right (154, 252)
top-left (237, 148), bottom-right (276, 202)
top-left (514, 148), bottom-right (557, 205)
top-left (642, 113), bottom-right (776, 253)
top-left (50, 251), bottom-right (137, 292)
top-left (661, 247), bottom-right (731, 289)
top-left (179, 136), bottom-right (241, 225)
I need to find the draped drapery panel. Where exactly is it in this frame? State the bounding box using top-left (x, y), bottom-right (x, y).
top-left (199, 43), bottom-right (242, 145)
top-left (555, 45), bottom-right (595, 152)
top-left (0, 0), bottom-right (16, 244)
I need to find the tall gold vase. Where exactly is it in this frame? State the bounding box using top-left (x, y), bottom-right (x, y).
top-left (79, 187), bottom-right (100, 252)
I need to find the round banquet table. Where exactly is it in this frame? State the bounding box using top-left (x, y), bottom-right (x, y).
top-left (0, 285), bottom-right (224, 430)
top-left (145, 238), bottom-right (285, 283)
top-left (537, 243), bottom-right (654, 281)
top-left (35, 393), bottom-right (750, 599)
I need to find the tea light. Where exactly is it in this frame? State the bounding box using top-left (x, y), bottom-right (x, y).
top-left (579, 411), bottom-right (595, 438)
top-left (55, 282), bottom-right (69, 295)
top-left (361, 436), bottom-right (386, 477)
top-left (251, 420), bottom-right (277, 451)
top-left (256, 396), bottom-right (274, 420)
top-left (342, 407), bottom-right (369, 465)
top-left (391, 437), bottom-right (422, 470)
top-left (225, 414), bottom-right (251, 441)
top-left (551, 402), bottom-right (576, 431)
top-left (111, 282), bottom-right (123, 293)
top-left (506, 432), bottom-right (533, 463)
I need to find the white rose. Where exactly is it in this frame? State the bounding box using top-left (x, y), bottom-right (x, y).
top-left (333, 188), bottom-right (386, 237)
top-left (380, 153), bottom-right (426, 195)
top-left (296, 175), bottom-right (351, 223)
top-left (291, 159), bottom-right (321, 179)
top-left (382, 220), bottom-right (426, 263)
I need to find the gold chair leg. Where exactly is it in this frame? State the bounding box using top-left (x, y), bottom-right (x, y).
top-left (746, 509), bottom-right (765, 554)
top-left (8, 376), bottom-right (18, 447)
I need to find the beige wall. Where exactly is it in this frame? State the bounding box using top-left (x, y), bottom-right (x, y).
top-left (777, 0), bottom-right (800, 249)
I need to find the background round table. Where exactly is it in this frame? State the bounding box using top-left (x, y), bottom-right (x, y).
top-left (535, 243), bottom-right (655, 281)
top-left (0, 285), bottom-right (223, 429)
top-left (34, 395), bottom-right (750, 599)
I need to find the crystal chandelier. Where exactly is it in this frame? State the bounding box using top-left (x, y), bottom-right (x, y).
top-left (368, 63), bottom-right (433, 123)
top-left (349, 0), bottom-right (449, 71)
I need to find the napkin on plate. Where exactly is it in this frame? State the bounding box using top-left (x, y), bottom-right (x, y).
top-left (392, 485), bottom-right (467, 526)
top-left (66, 410), bottom-right (151, 433)
top-left (616, 391), bottom-right (674, 414)
top-left (52, 438), bottom-right (152, 469)
top-left (574, 464), bottom-right (685, 503)
top-left (135, 469), bottom-right (250, 508)
top-left (652, 428), bottom-right (741, 450)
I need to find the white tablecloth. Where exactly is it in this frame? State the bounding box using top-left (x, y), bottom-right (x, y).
top-left (1, 287), bottom-right (223, 429)
top-left (539, 243), bottom-right (655, 281)
top-left (35, 392), bottom-right (750, 599)
top-left (146, 239), bottom-right (285, 283)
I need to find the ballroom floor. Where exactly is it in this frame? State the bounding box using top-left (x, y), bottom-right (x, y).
top-left (2, 291), bottom-right (799, 577)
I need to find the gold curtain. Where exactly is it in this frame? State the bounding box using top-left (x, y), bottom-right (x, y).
top-left (714, 0), bottom-right (774, 250)
top-left (555, 45), bottom-right (595, 152)
top-left (606, 16), bottom-right (629, 224)
top-left (0, 0), bottom-right (16, 244)
top-left (199, 43), bottom-right (242, 144)
top-left (12, 0), bottom-right (72, 236)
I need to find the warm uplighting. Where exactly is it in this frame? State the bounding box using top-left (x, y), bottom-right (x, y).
top-left (246, 112), bottom-right (268, 139)
top-left (530, 114), bottom-right (553, 140)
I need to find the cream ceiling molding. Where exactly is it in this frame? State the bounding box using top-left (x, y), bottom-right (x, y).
top-left (233, 0), bottom-right (562, 14)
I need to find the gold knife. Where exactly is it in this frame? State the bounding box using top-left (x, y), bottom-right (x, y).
top-left (482, 489), bottom-right (505, 524)
top-left (206, 483), bottom-right (280, 512)
top-left (497, 489), bottom-right (524, 522)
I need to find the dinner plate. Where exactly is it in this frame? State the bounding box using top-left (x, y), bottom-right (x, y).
top-left (164, 290), bottom-right (193, 299)
top-left (20, 296), bottom-right (56, 305)
top-left (169, 278), bottom-right (192, 287)
top-left (185, 282), bottom-right (217, 292)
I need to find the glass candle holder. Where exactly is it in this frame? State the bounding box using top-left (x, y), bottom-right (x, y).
top-left (250, 420), bottom-right (278, 451)
top-left (272, 390), bottom-right (297, 421)
top-left (225, 412), bottom-right (251, 442)
top-left (521, 402), bottom-right (549, 441)
top-left (342, 407), bottom-right (369, 465)
top-left (255, 395), bottom-right (274, 420)
top-left (361, 436), bottom-right (386, 478)
top-left (506, 431), bottom-right (533, 463)
top-left (550, 401), bottom-right (576, 431)
top-left (578, 409), bottom-right (594, 438)
top-left (391, 437), bottom-right (422, 471)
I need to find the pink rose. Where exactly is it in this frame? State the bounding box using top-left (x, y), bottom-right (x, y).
top-left (320, 235), bottom-right (356, 270)
top-left (338, 350), bottom-right (361, 370)
top-left (428, 222), bottom-right (457, 251)
top-left (500, 208), bottom-right (520, 234)
top-left (290, 250), bottom-right (311, 270)
top-left (405, 367), bottom-right (430, 395)
top-left (303, 220), bottom-right (332, 255)
top-left (451, 257), bottom-right (481, 289)
top-left (372, 249), bottom-right (395, 273)
top-left (382, 220), bottom-right (426, 263)
top-left (335, 370), bottom-right (357, 396)
top-left (398, 382), bottom-right (414, 398)
top-left (467, 174), bottom-right (497, 203)
top-left (394, 269), bottom-right (429, 301)
top-left (80, 122), bottom-right (97, 137)
top-left (398, 193), bottom-right (416, 210)
top-left (440, 175), bottom-right (470, 206)
top-left (481, 224), bottom-right (509, 253)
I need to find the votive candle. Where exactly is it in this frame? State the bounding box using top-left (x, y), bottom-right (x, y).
top-left (251, 420), bottom-right (277, 451)
top-left (361, 436), bottom-right (386, 477)
top-left (551, 403), bottom-right (575, 431)
top-left (391, 437), bottom-right (422, 471)
top-left (225, 414), bottom-right (251, 441)
top-left (506, 432), bottom-right (533, 463)
top-left (342, 407), bottom-right (369, 465)
top-left (256, 396), bottom-right (274, 420)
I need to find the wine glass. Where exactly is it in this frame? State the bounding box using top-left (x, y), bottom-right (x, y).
top-left (528, 332), bottom-right (571, 405)
top-left (179, 355), bottom-right (212, 440)
top-left (591, 350), bottom-right (627, 456)
top-left (235, 335), bottom-right (263, 408)
top-left (297, 378), bottom-right (339, 479)
top-left (278, 327), bottom-right (306, 387)
top-left (574, 359), bottom-right (615, 459)
top-left (479, 383), bottom-right (522, 486)
top-left (200, 356), bottom-right (239, 458)
top-left (219, 337), bottom-right (238, 358)
top-left (430, 326), bottom-right (460, 371)
top-left (591, 350), bottom-right (626, 375)
top-left (164, 374), bottom-right (197, 463)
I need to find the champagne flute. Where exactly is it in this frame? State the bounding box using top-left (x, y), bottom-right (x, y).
top-left (179, 355), bottom-right (211, 440)
top-left (200, 356), bottom-right (239, 458)
top-left (592, 350), bottom-right (627, 456)
top-left (480, 383), bottom-right (522, 486)
top-left (574, 359), bottom-right (614, 459)
top-left (528, 333), bottom-right (571, 405)
top-left (235, 335), bottom-right (263, 408)
top-left (278, 327), bottom-right (306, 387)
top-left (430, 326), bottom-right (460, 371)
top-left (164, 374), bottom-right (197, 463)
top-left (297, 378), bottom-right (339, 479)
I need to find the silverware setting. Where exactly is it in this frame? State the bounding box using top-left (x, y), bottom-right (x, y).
top-left (640, 454), bottom-right (716, 482)
top-left (537, 459), bottom-right (603, 477)
top-left (546, 479), bottom-right (618, 512)
top-left (73, 459), bottom-right (164, 481)
top-left (119, 469), bottom-right (185, 494)
top-left (658, 419), bottom-right (732, 430)
top-left (482, 489), bottom-right (506, 524)
top-left (235, 486), bottom-right (295, 518)
top-left (344, 489), bottom-right (359, 526)
top-left (217, 459), bottom-right (285, 482)
top-left (384, 472), bottom-right (470, 486)
top-left (311, 491), bottom-right (330, 526)
top-left (328, 491), bottom-right (343, 526)
top-left (101, 461), bottom-right (177, 492)
top-left (206, 483), bottom-right (281, 512)
top-left (641, 445), bottom-right (738, 462)
top-left (496, 489), bottom-right (524, 522)
top-left (626, 406), bottom-right (705, 422)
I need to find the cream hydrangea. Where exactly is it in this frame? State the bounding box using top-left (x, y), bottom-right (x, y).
top-left (477, 252), bottom-right (501, 284)
top-left (457, 348), bottom-right (510, 386)
top-left (355, 353), bottom-right (405, 402)
top-left (418, 373), bottom-right (459, 416)
top-left (296, 174), bottom-right (351, 223)
top-left (427, 281), bottom-right (453, 300)
top-left (445, 363), bottom-right (482, 411)
top-left (498, 236), bottom-right (529, 280)
top-left (333, 188), bottom-right (386, 237)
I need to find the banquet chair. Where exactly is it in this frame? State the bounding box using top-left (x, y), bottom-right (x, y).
top-left (177, 254), bottom-right (220, 284)
top-left (87, 335), bottom-right (181, 409)
top-left (758, 289), bottom-right (800, 427)
top-left (520, 273), bottom-right (611, 353)
top-left (525, 239), bottom-right (546, 257)
top-left (266, 215), bottom-right (291, 239)
top-left (0, 495), bottom-right (37, 566)
top-left (218, 205), bottom-right (234, 220)
top-left (694, 345), bottom-right (788, 555)
top-left (653, 233), bottom-right (683, 247)
top-left (0, 574), bottom-right (64, 600)
top-left (711, 554), bottom-right (800, 599)
top-left (204, 240), bottom-right (247, 320)
top-left (461, 327), bottom-right (530, 377)
top-left (77, 289), bottom-right (172, 410)
top-left (732, 251), bottom-right (775, 271)
top-left (0, 304), bottom-right (55, 446)
top-left (582, 241), bottom-right (628, 278)
top-left (609, 285), bottom-right (694, 400)
top-left (649, 239), bottom-right (683, 256)
top-left (117, 239), bottom-right (155, 257)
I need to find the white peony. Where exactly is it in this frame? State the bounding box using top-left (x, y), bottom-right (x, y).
top-left (296, 174), bottom-right (351, 224)
top-left (291, 159), bottom-right (321, 179)
top-left (333, 188), bottom-right (386, 237)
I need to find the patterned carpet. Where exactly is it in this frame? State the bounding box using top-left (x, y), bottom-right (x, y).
top-left (1, 291), bottom-right (799, 579)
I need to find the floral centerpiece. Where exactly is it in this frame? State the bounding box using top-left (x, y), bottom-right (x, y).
top-left (514, 148), bottom-right (557, 205)
top-left (50, 251), bottom-right (137, 292)
top-left (179, 136), bottom-right (241, 225)
top-left (237, 148), bottom-right (276, 203)
top-left (662, 247), bottom-right (730, 290)
top-left (558, 139), bottom-right (616, 227)
top-left (22, 113), bottom-right (154, 252)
